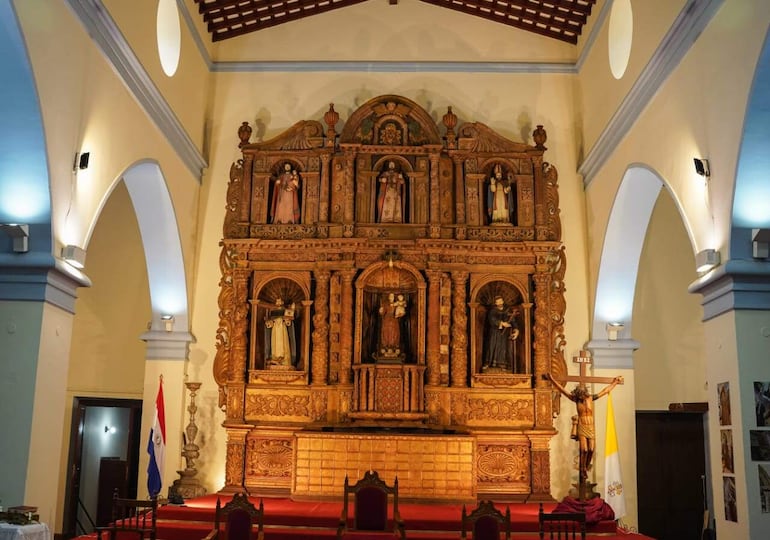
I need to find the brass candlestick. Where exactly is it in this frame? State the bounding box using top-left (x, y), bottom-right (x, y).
top-left (170, 382), bottom-right (207, 500)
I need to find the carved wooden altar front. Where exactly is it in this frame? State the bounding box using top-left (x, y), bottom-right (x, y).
top-left (214, 95), bottom-right (567, 501)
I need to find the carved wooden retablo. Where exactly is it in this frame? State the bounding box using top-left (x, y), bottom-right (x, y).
top-left (214, 95), bottom-right (567, 501)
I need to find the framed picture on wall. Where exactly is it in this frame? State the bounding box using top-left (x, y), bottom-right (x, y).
top-left (721, 430), bottom-right (734, 473)
top-left (754, 381), bottom-right (770, 427)
top-left (760, 464), bottom-right (770, 514)
top-left (723, 476), bottom-right (737, 522)
top-left (718, 382), bottom-right (732, 426)
top-left (750, 430), bottom-right (770, 461)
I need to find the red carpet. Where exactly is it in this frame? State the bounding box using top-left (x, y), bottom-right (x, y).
top-left (79, 494), bottom-right (656, 540)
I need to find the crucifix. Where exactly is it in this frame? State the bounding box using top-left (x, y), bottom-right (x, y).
top-left (546, 349), bottom-right (623, 500)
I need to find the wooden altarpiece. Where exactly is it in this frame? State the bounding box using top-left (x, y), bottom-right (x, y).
top-left (214, 95), bottom-right (568, 502)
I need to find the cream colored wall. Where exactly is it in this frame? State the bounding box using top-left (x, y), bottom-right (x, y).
top-left (633, 189), bottom-right (707, 410)
top-left (14, 0), bottom-right (202, 260)
top-left (30, 304), bottom-right (75, 528)
top-left (102, 0), bottom-right (210, 150)
top-left (578, 0), bottom-right (686, 154)
top-left (579, 0), bottom-right (770, 535)
top-left (14, 0), bottom-right (205, 531)
top-left (186, 69), bottom-right (594, 494)
top-left (67, 182), bottom-right (149, 395)
top-left (703, 312), bottom-right (742, 537)
top-left (583, 1), bottom-right (770, 286)
top-left (211, 0), bottom-right (576, 63)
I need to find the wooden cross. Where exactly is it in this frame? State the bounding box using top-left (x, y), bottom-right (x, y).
top-left (555, 349), bottom-right (624, 500)
top-left (562, 349), bottom-right (618, 387)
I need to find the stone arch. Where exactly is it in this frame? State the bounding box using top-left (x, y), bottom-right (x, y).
top-left (88, 160), bottom-right (192, 356)
top-left (591, 165), bottom-right (696, 353)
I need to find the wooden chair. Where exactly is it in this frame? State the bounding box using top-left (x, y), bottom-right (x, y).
top-left (337, 470), bottom-right (406, 539)
top-left (461, 500), bottom-right (511, 540)
top-left (203, 493), bottom-right (264, 540)
top-left (96, 492), bottom-right (157, 540)
top-left (538, 503), bottom-right (586, 540)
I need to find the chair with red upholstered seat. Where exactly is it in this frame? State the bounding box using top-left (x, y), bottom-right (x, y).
top-left (337, 470), bottom-right (406, 539)
top-left (203, 493), bottom-right (264, 540)
top-left (461, 500), bottom-right (511, 540)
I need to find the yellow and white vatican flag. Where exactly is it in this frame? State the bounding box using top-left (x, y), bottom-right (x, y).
top-left (604, 394), bottom-right (626, 519)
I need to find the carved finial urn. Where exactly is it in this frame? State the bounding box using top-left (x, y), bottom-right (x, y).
top-left (238, 121), bottom-right (252, 147)
top-left (324, 103), bottom-right (339, 147)
top-left (442, 106), bottom-right (458, 149)
top-left (533, 124), bottom-right (547, 150)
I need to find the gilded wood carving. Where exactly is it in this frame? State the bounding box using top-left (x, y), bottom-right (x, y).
top-left (214, 95), bottom-right (566, 500)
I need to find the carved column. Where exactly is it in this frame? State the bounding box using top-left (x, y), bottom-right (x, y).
top-left (453, 157), bottom-right (466, 225)
top-left (221, 427), bottom-right (249, 494)
top-left (240, 154), bottom-right (253, 223)
top-left (529, 434), bottom-right (553, 501)
top-left (532, 155), bottom-right (546, 229)
top-left (319, 153), bottom-right (331, 223)
top-left (425, 270), bottom-right (442, 386)
top-left (532, 272), bottom-right (551, 389)
top-left (429, 151), bottom-right (441, 238)
top-left (342, 148), bottom-right (356, 237)
top-left (339, 268), bottom-right (356, 384)
top-left (521, 302), bottom-right (533, 374)
top-left (450, 271), bottom-right (469, 388)
top-left (225, 268), bottom-right (250, 422)
top-left (311, 269), bottom-right (331, 385)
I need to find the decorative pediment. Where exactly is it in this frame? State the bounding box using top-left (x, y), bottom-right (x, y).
top-left (241, 120), bottom-right (325, 151)
top-left (457, 122), bottom-right (535, 154)
top-left (339, 94), bottom-right (441, 146)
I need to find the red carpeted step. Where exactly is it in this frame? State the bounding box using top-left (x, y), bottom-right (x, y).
top-left (69, 496), bottom-right (655, 540)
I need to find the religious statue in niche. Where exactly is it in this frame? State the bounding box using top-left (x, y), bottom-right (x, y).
top-left (371, 292), bottom-right (411, 363)
top-left (487, 164), bottom-right (516, 225)
top-left (270, 162), bottom-right (301, 224)
top-left (264, 298), bottom-right (297, 368)
top-left (377, 160), bottom-right (406, 223)
top-left (482, 296), bottom-right (521, 372)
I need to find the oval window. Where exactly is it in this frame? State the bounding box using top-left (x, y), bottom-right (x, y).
top-left (157, 0), bottom-right (181, 77)
top-left (608, 0), bottom-right (633, 80)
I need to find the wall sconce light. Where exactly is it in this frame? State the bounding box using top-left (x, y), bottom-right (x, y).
top-left (693, 158), bottom-right (710, 177)
top-left (606, 322), bottom-right (625, 341)
top-left (0, 223), bottom-right (29, 253)
top-left (62, 245), bottom-right (87, 269)
top-left (104, 425), bottom-right (116, 434)
top-left (753, 229), bottom-right (770, 259)
top-left (695, 248), bottom-right (720, 273)
top-left (161, 314), bottom-right (175, 332)
top-left (74, 152), bottom-right (90, 171)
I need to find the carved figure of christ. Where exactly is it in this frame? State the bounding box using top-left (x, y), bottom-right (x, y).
top-left (545, 350), bottom-right (623, 499)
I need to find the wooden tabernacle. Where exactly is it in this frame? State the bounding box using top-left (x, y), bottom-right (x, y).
top-left (213, 95), bottom-right (568, 501)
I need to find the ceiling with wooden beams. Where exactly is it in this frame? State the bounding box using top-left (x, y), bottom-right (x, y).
top-left (193, 0), bottom-right (598, 44)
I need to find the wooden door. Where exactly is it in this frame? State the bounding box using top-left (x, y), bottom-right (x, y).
top-left (636, 411), bottom-right (707, 540)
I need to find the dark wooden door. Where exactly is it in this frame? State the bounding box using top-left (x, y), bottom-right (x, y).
top-left (636, 411), bottom-right (707, 540)
top-left (96, 458), bottom-right (128, 526)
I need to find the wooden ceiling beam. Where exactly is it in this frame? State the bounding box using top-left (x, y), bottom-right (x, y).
top-left (420, 0), bottom-right (580, 43)
top-left (206, 0), bottom-right (370, 38)
top-left (196, 0), bottom-right (595, 43)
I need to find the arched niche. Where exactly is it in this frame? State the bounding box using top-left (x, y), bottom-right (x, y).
top-left (354, 260), bottom-right (427, 366)
top-left (250, 273), bottom-right (311, 375)
top-left (469, 275), bottom-right (533, 387)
